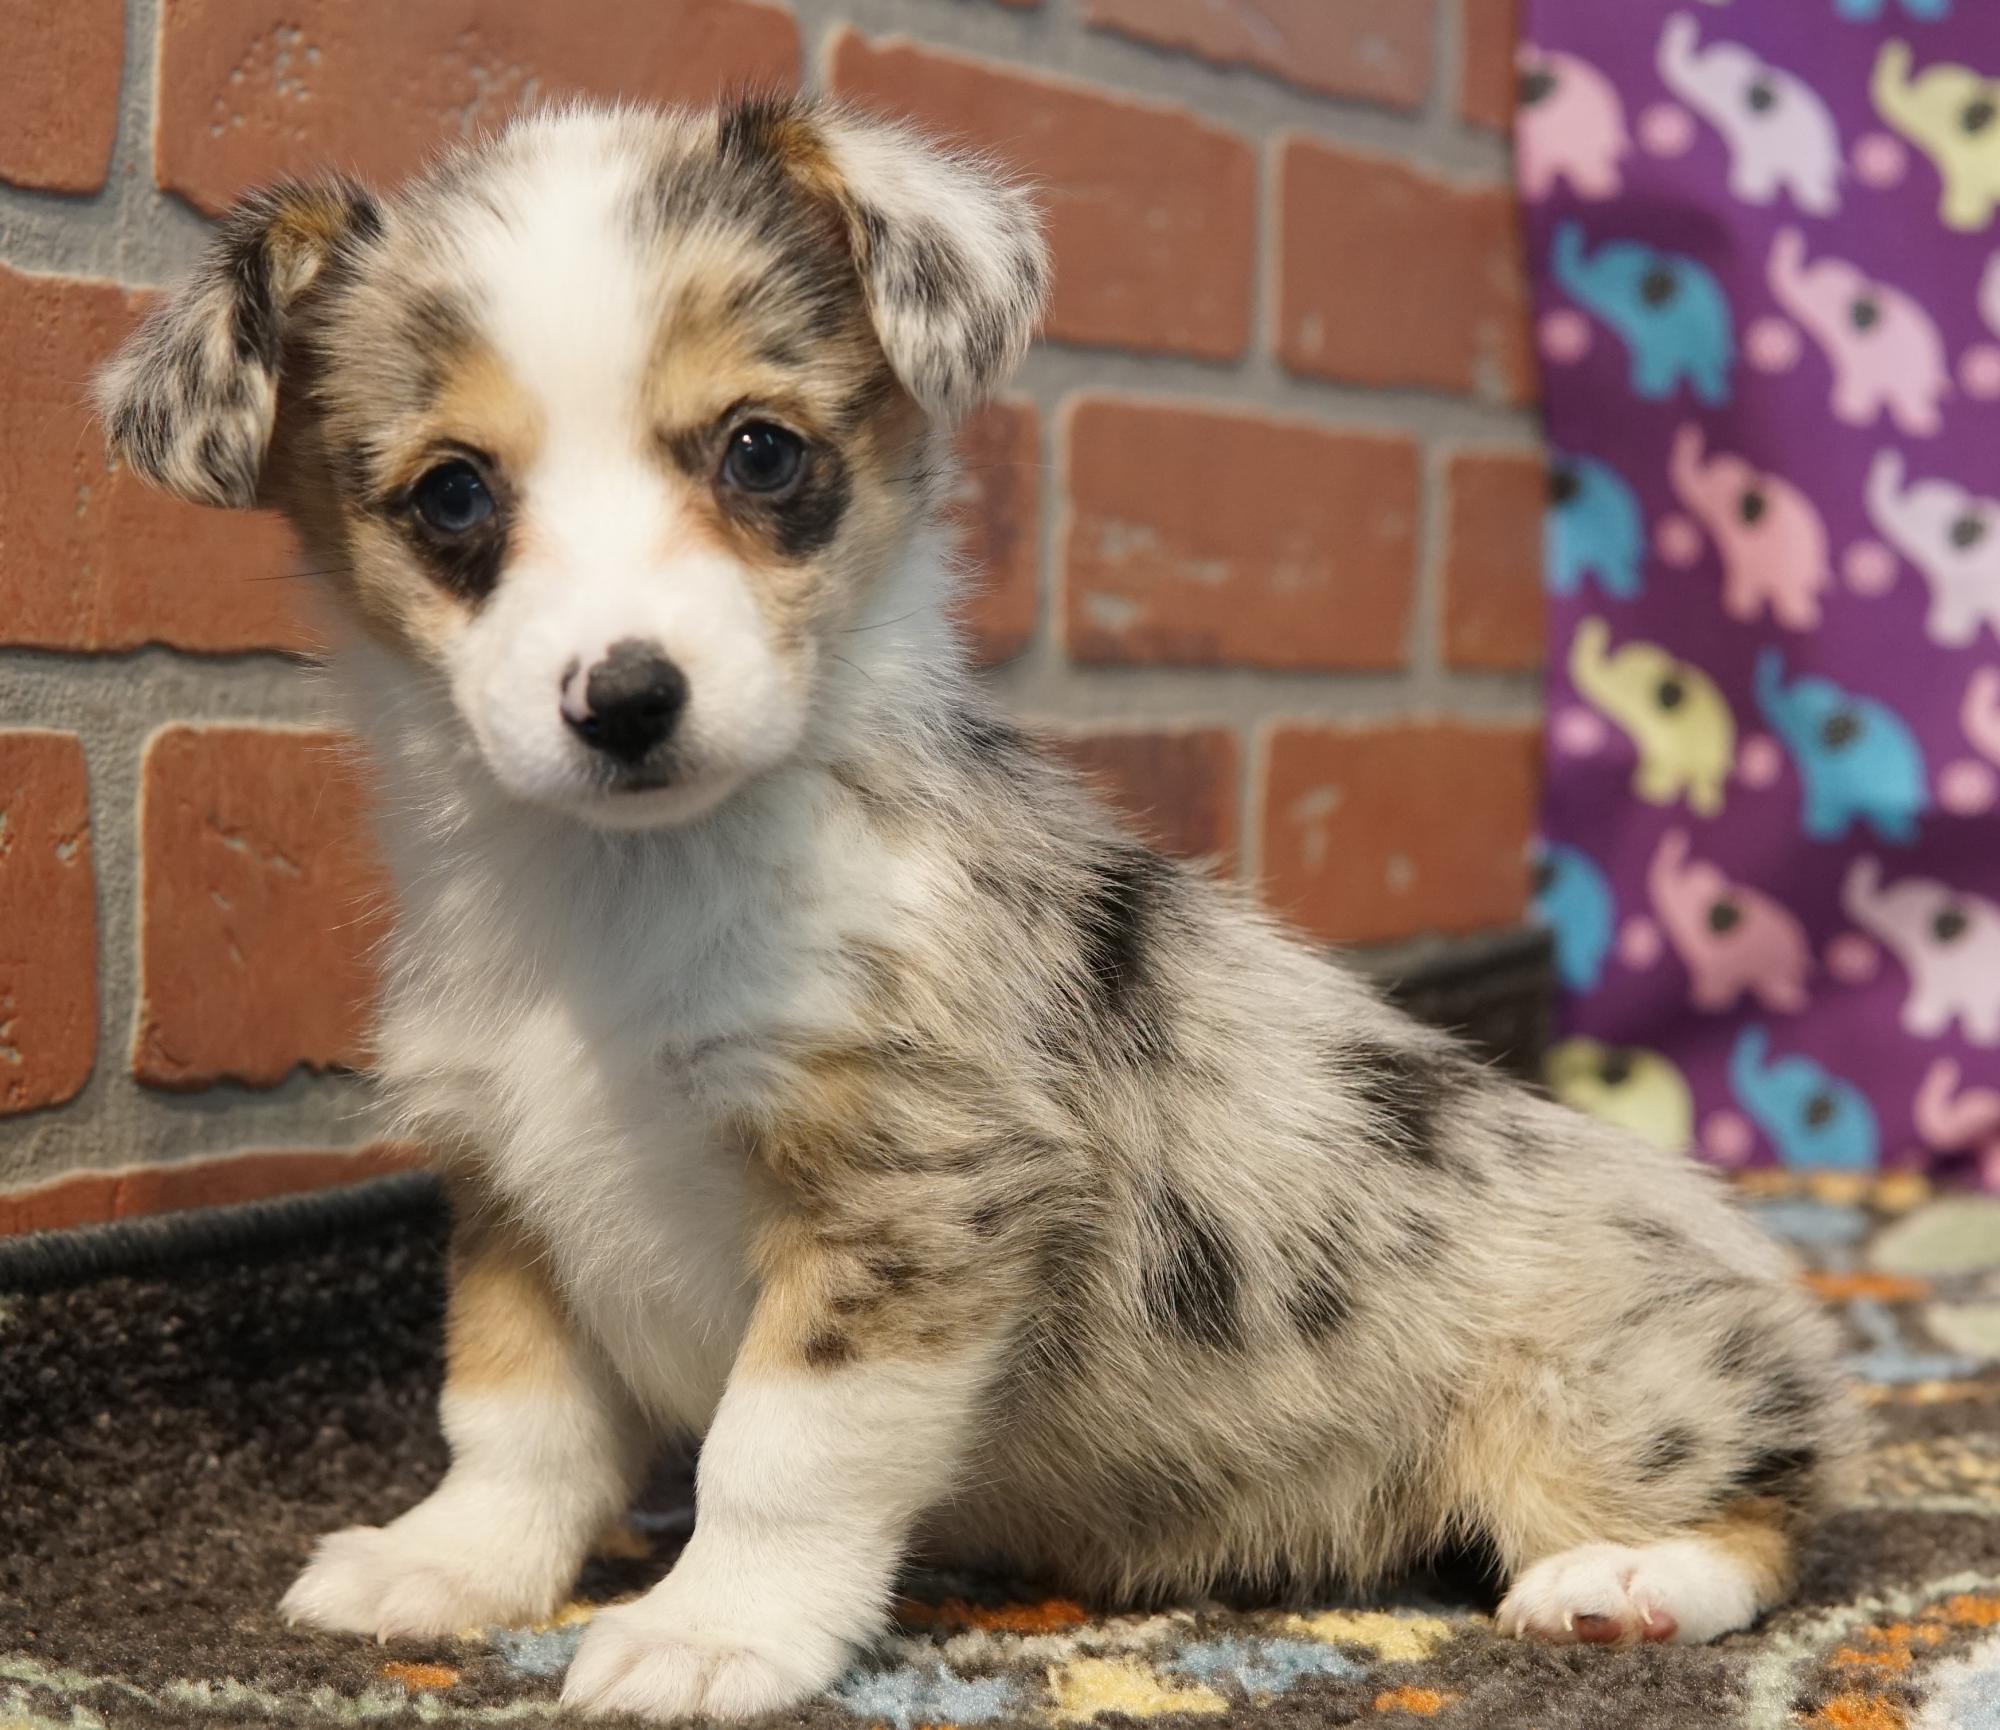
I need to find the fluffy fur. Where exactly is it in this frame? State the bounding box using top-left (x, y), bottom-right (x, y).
top-left (97, 98), bottom-right (1856, 1721)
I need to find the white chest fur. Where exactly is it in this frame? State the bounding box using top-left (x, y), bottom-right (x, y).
top-left (352, 687), bottom-right (934, 1433)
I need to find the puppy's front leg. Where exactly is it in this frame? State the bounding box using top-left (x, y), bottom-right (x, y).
top-left (563, 1219), bottom-right (998, 1721)
top-left (283, 1198), bottom-right (649, 1638)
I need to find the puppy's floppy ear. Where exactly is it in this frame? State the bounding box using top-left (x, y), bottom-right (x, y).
top-left (734, 102), bottom-right (1050, 423)
top-left (93, 176), bottom-right (380, 509)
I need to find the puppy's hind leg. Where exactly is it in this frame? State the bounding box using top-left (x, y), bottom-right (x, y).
top-left (1455, 1296), bottom-right (1841, 1648)
top-left (282, 1196), bottom-right (650, 1640)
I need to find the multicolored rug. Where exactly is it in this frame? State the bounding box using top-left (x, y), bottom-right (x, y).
top-left (3, 1172), bottom-right (1999, 1730)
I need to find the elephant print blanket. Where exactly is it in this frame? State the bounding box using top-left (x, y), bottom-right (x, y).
top-left (1522, 2), bottom-right (2000, 1184)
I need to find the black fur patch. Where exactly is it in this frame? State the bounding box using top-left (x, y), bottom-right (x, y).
top-left (1712, 1321), bottom-right (1765, 1378)
top-left (1639, 1424), bottom-right (1699, 1479)
top-left (1730, 1444), bottom-right (1817, 1498)
top-left (1017, 1207), bottom-right (1100, 1380)
top-left (1617, 1215), bottom-right (1697, 1260)
top-left (222, 220), bottom-right (280, 369)
top-left (946, 703), bottom-right (1032, 772)
top-left (768, 447), bottom-right (851, 559)
top-left (1145, 1182), bottom-right (1242, 1351)
top-left (195, 424), bottom-right (257, 507)
top-left (1072, 844), bottom-right (1178, 1062)
top-left (1750, 1367), bottom-right (1818, 1423)
top-left (1391, 1210), bottom-right (1448, 1271)
top-left (1286, 1261), bottom-right (1354, 1341)
top-left (803, 1327), bottom-right (853, 1369)
top-left (1339, 1040), bottom-right (1478, 1177)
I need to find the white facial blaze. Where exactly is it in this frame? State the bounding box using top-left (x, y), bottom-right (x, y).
top-left (441, 111), bottom-right (805, 829)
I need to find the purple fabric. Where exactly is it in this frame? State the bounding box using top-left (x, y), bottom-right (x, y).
top-left (1519, 2), bottom-right (2000, 1182)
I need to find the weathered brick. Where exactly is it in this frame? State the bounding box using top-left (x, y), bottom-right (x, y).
top-left (136, 727), bottom-right (390, 1092)
top-left (952, 399), bottom-right (1041, 668)
top-left (1262, 721), bottom-right (1539, 946)
top-left (1064, 399), bottom-right (1416, 670)
top-left (1050, 727), bottom-right (1240, 870)
top-left (0, 0), bottom-right (122, 193)
top-left (157, 0), bottom-right (799, 214)
top-left (1459, 0), bottom-right (1521, 133)
top-left (0, 1143), bottom-right (423, 1236)
top-left (1443, 450), bottom-right (1545, 671)
top-left (0, 264), bottom-right (307, 653)
top-left (831, 31), bottom-right (1255, 360)
top-left (0, 734), bottom-right (96, 1117)
top-left (1082, 0), bottom-right (1432, 109)
top-left (1278, 141), bottom-right (1533, 404)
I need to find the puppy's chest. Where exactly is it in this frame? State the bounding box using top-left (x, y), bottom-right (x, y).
top-left (386, 889), bottom-right (829, 1428)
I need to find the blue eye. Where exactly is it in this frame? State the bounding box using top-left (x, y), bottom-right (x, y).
top-left (413, 460), bottom-right (493, 534)
top-left (721, 422), bottom-right (805, 494)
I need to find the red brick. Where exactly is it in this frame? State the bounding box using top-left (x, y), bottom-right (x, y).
top-left (1443, 450), bottom-right (1545, 671)
top-left (1277, 141), bottom-right (1534, 405)
top-left (136, 727), bottom-right (390, 1092)
top-left (0, 0), bottom-right (122, 193)
top-left (0, 264), bottom-right (307, 653)
top-left (0, 734), bottom-right (96, 1117)
top-left (1063, 399), bottom-right (1416, 670)
top-left (1261, 720), bottom-right (1539, 946)
top-left (952, 400), bottom-right (1041, 668)
top-left (0, 1143), bottom-right (425, 1236)
top-left (1459, 0), bottom-right (1521, 133)
top-left (157, 0), bottom-right (799, 214)
top-left (832, 31), bottom-right (1255, 360)
top-left (1082, 0), bottom-right (1432, 109)
top-left (1051, 727), bottom-right (1240, 870)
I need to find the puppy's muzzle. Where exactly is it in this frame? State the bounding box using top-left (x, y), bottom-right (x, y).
top-left (563, 639), bottom-right (689, 767)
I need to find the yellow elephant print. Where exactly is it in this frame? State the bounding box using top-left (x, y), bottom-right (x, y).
top-left (1874, 40), bottom-right (2000, 232)
top-left (1546, 1038), bottom-right (1695, 1153)
top-left (1569, 618), bottom-right (1736, 816)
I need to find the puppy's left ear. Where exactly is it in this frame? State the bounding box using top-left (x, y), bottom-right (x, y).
top-left (796, 107), bottom-right (1051, 423)
top-left (93, 177), bottom-right (380, 509)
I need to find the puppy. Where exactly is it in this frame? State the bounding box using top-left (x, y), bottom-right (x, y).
top-left (97, 98), bottom-right (1853, 1721)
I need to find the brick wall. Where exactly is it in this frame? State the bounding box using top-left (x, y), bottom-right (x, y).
top-left (0, 0), bottom-right (1539, 1227)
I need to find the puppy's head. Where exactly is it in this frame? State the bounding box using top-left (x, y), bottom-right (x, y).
top-left (96, 99), bottom-right (1047, 828)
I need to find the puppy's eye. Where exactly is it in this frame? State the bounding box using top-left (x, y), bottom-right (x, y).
top-left (412, 460), bottom-right (493, 534)
top-left (721, 423), bottom-right (805, 495)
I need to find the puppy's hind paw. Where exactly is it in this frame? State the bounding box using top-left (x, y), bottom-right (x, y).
top-left (1496, 1537), bottom-right (1762, 1647)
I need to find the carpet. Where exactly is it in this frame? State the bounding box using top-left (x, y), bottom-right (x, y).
top-left (4, 1170), bottom-right (1999, 1730)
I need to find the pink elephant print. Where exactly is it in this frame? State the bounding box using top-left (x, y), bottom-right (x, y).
top-left (1768, 229), bottom-right (1951, 435)
top-left (1649, 829), bottom-right (1813, 1013)
top-left (1865, 451), bottom-right (2000, 646)
top-left (1844, 857), bottom-right (2000, 1044)
top-left (1516, 45), bottom-right (1631, 200)
top-left (1913, 1059), bottom-right (2000, 1184)
top-left (1658, 14), bottom-right (1843, 215)
top-left (1965, 667), bottom-right (2000, 765)
top-left (1670, 423), bottom-right (1830, 629)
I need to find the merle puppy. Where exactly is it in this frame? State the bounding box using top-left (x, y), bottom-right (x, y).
top-left (96, 97), bottom-right (1852, 1721)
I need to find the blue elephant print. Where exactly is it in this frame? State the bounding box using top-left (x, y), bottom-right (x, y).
top-left (1532, 842), bottom-right (1616, 992)
top-left (1833, 0), bottom-right (1950, 18)
top-left (1755, 651), bottom-right (1928, 844)
top-left (1731, 1027), bottom-right (1879, 1170)
top-left (1553, 223), bottom-right (1735, 404)
top-left (1547, 454), bottom-right (1644, 600)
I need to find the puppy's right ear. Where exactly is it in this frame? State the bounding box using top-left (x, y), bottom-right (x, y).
top-left (93, 177), bottom-right (380, 509)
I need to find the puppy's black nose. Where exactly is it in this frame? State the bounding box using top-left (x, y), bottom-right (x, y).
top-left (566, 639), bottom-right (688, 765)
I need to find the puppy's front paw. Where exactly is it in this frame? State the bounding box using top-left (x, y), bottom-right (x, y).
top-left (281, 1522), bottom-right (562, 1640)
top-left (561, 1596), bottom-right (841, 1721)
